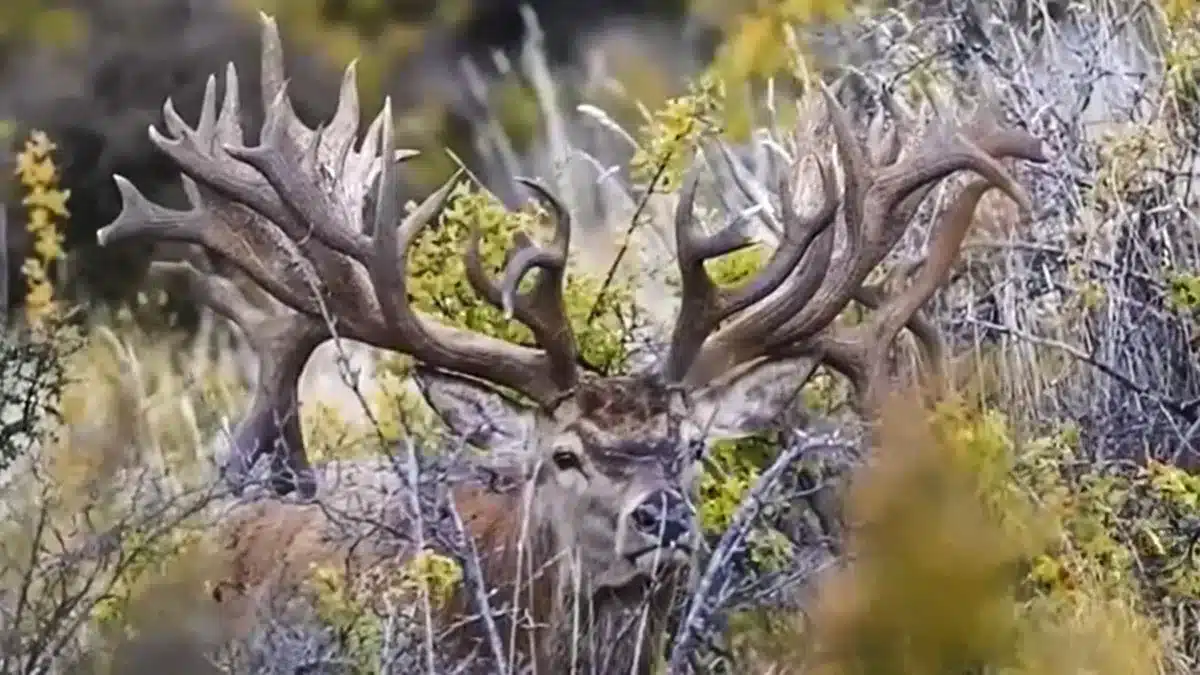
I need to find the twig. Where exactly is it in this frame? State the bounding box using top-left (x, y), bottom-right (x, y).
top-left (395, 437), bottom-right (439, 673)
top-left (959, 317), bottom-right (1199, 422)
top-left (666, 426), bottom-right (855, 672)
top-left (584, 129), bottom-right (690, 327)
top-left (445, 493), bottom-right (509, 675)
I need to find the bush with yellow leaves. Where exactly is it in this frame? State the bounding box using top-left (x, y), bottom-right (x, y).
top-left (305, 549), bottom-right (464, 674)
top-left (12, 129), bottom-right (69, 332)
top-left (716, 389), bottom-right (1200, 673)
top-left (711, 395), bottom-right (1156, 673)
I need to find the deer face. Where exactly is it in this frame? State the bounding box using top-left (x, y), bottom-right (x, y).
top-left (416, 360), bottom-right (813, 588)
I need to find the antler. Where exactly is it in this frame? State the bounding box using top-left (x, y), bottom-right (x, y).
top-left (662, 149), bottom-right (839, 382)
top-left (96, 14), bottom-right (581, 497)
top-left (463, 178), bottom-right (579, 391)
top-left (665, 83), bottom-right (1048, 408)
top-left (149, 257), bottom-right (326, 496)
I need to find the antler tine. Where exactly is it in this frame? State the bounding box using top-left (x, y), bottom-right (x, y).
top-left (141, 46), bottom-right (386, 331)
top-left (670, 79), bottom-right (1046, 412)
top-left (226, 83), bottom-right (370, 260)
top-left (99, 174), bottom-right (326, 317)
top-left (369, 114), bottom-right (567, 408)
top-left (256, 13), bottom-right (363, 186)
top-left (463, 178), bottom-right (580, 390)
top-left (498, 180), bottom-right (571, 319)
top-left (148, 259), bottom-right (326, 497)
top-left (146, 15), bottom-right (376, 265)
top-left (764, 83), bottom-right (1047, 348)
top-left (151, 66), bottom-right (308, 247)
top-left (821, 81), bottom-right (871, 243)
top-left (866, 85), bottom-right (911, 166)
top-left (666, 153), bottom-right (840, 383)
top-left (802, 178), bottom-right (995, 409)
top-left (682, 82), bottom-right (875, 373)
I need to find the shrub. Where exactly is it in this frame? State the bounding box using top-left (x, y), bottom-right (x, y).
top-left (0, 332), bottom-right (65, 475)
top-left (728, 395), bottom-right (1167, 674)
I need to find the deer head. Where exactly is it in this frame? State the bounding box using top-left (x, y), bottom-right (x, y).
top-left (94, 12), bottom-right (1048, 630)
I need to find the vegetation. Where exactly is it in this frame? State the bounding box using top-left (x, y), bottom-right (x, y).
top-left (1, 0), bottom-right (1200, 673)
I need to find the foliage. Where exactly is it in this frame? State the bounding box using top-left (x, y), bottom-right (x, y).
top-left (0, 332), bottom-right (65, 474)
top-left (720, 394), bottom-right (1200, 671)
top-left (699, 435), bottom-right (778, 535)
top-left (0, 321), bottom-right (218, 673)
top-left (13, 130), bottom-right (69, 332)
top-left (1015, 426), bottom-right (1200, 666)
top-left (728, 396), bottom-right (1167, 674)
top-left (684, 0), bottom-right (855, 139)
top-left (307, 548), bottom-right (463, 674)
top-left (413, 179), bottom-right (636, 373)
top-left (87, 528), bottom-right (209, 636)
top-left (696, 0), bottom-right (851, 94)
top-left (630, 73), bottom-right (727, 191)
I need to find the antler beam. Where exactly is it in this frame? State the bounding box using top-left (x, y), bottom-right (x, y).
top-left (150, 259), bottom-right (326, 496)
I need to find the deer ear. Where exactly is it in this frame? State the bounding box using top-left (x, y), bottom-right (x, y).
top-left (413, 366), bottom-right (536, 453)
top-left (688, 357), bottom-right (819, 441)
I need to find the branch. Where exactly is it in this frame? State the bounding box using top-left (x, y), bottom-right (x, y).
top-left (960, 317), bottom-right (1200, 423)
top-left (446, 493), bottom-right (509, 675)
top-left (666, 426), bottom-right (856, 673)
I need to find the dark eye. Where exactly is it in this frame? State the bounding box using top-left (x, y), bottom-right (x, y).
top-left (552, 450), bottom-right (582, 471)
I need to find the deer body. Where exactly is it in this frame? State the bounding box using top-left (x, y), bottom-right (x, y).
top-left (96, 11), bottom-right (1047, 672)
top-left (211, 376), bottom-right (699, 673)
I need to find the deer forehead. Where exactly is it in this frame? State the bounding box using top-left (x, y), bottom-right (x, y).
top-left (537, 377), bottom-right (694, 480)
top-left (557, 377), bottom-right (687, 436)
top-left (575, 376), bottom-right (679, 419)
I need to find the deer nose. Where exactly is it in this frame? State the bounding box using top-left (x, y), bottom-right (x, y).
top-left (630, 489), bottom-right (693, 545)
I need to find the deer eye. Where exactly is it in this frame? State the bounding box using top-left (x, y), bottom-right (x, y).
top-left (551, 450), bottom-right (583, 472)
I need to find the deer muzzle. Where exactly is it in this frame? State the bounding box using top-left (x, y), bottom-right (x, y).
top-left (628, 489), bottom-right (695, 563)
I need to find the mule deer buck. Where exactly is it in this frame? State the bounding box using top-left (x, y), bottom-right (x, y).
top-left (94, 12), bottom-right (1047, 673)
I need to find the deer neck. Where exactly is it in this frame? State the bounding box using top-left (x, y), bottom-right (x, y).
top-left (548, 567), bottom-right (682, 675)
top-left (447, 479), bottom-right (680, 674)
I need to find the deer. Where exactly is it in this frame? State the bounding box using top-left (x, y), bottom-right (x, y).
top-left (92, 12), bottom-right (1048, 673)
